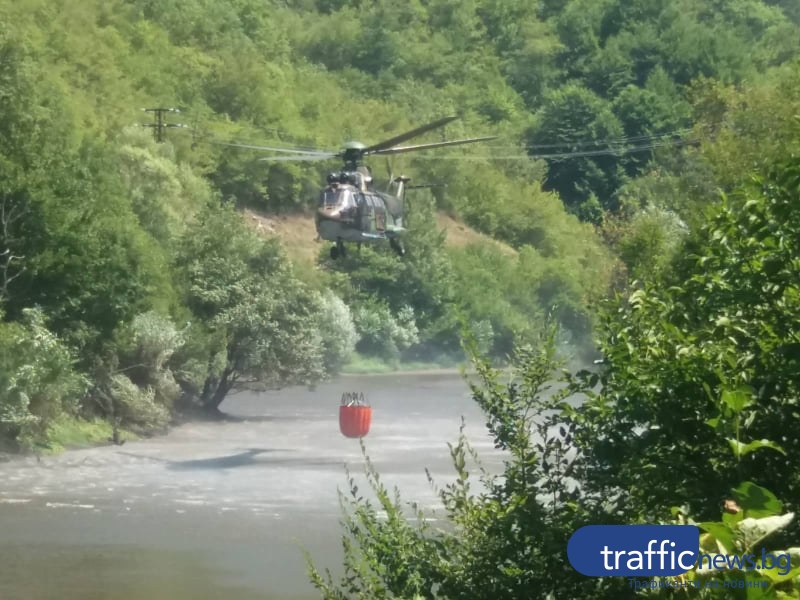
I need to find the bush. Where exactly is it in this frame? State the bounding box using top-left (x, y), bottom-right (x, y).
top-left (352, 298), bottom-right (419, 365)
top-left (315, 290), bottom-right (358, 374)
top-left (586, 161), bottom-right (800, 524)
top-left (0, 308), bottom-right (88, 449)
top-left (616, 206), bottom-right (688, 280)
top-left (106, 373), bottom-right (170, 432)
top-left (114, 311), bottom-right (185, 408)
top-left (308, 326), bottom-right (622, 599)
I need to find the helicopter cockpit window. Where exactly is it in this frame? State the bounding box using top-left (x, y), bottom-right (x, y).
top-left (338, 189), bottom-right (356, 210)
top-left (319, 190), bottom-right (338, 208)
top-left (319, 189), bottom-right (356, 210)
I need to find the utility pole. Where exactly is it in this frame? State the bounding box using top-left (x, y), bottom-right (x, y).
top-left (141, 107), bottom-right (186, 142)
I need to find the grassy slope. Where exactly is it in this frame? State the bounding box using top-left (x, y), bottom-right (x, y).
top-left (244, 208), bottom-right (516, 373)
top-left (244, 208), bottom-right (517, 266)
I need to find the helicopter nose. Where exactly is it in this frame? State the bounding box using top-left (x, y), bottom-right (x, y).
top-left (316, 206), bottom-right (339, 221)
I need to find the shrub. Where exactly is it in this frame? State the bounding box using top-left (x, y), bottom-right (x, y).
top-left (0, 308), bottom-right (88, 449)
top-left (352, 298), bottom-right (419, 364)
top-left (115, 311), bottom-right (186, 408)
top-left (316, 290), bottom-right (358, 374)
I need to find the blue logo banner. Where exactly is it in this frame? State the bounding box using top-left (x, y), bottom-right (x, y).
top-left (568, 525), bottom-right (699, 576)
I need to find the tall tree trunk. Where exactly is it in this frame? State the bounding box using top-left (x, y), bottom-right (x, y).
top-left (202, 366), bottom-right (236, 412)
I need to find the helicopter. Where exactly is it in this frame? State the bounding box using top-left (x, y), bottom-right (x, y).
top-left (223, 116), bottom-right (494, 259)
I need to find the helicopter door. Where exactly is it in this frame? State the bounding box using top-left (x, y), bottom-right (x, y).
top-left (358, 193), bottom-right (375, 233)
top-left (373, 195), bottom-right (386, 232)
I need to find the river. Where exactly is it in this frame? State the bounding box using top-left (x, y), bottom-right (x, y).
top-left (0, 372), bottom-right (502, 599)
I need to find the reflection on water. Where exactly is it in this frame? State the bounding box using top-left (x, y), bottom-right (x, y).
top-left (0, 545), bottom-right (286, 600)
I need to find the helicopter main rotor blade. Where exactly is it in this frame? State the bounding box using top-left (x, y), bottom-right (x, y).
top-left (371, 135), bottom-right (498, 155)
top-left (210, 140), bottom-right (334, 155)
top-left (363, 115), bottom-right (458, 154)
top-left (257, 154), bottom-right (336, 162)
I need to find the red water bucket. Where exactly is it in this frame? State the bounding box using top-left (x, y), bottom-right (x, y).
top-left (339, 404), bottom-right (372, 438)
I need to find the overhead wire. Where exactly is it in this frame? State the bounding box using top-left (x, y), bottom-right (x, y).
top-left (178, 121), bottom-right (702, 163)
top-left (421, 136), bottom-right (700, 161)
top-left (171, 126), bottom-right (331, 153)
top-left (482, 128), bottom-right (695, 151)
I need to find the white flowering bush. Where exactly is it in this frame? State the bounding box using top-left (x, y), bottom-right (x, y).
top-left (471, 319), bottom-right (495, 356)
top-left (352, 299), bottom-right (419, 363)
top-left (315, 290), bottom-right (358, 374)
top-left (129, 311), bottom-right (185, 372)
top-left (107, 373), bottom-right (170, 430)
top-left (392, 305), bottom-right (420, 351)
top-left (115, 311), bottom-right (185, 409)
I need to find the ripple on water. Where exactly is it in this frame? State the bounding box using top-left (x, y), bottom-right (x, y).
top-left (45, 502), bottom-right (95, 509)
top-left (172, 499), bottom-right (208, 506)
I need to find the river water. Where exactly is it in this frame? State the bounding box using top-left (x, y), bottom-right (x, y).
top-left (0, 373), bottom-right (502, 599)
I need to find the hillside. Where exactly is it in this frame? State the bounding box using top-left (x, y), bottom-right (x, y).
top-left (245, 209), bottom-right (517, 265)
top-left (2, 0), bottom-right (800, 450)
top-left (3, 3), bottom-right (800, 599)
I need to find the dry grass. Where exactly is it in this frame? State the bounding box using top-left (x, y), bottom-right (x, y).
top-left (244, 208), bottom-right (516, 265)
top-left (244, 209), bottom-right (322, 265)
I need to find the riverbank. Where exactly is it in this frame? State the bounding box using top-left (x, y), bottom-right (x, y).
top-left (2, 368), bottom-right (476, 458)
top-left (340, 353), bottom-right (464, 375)
top-left (0, 373), bottom-right (492, 600)
top-left (0, 418), bottom-right (139, 460)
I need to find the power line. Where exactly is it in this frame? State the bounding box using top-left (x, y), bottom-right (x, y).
top-left (484, 128), bottom-right (695, 151)
top-left (141, 108), bottom-right (188, 143)
top-left (171, 106), bottom-right (698, 153)
top-left (169, 109), bottom-right (700, 163)
top-left (422, 137), bottom-right (699, 161)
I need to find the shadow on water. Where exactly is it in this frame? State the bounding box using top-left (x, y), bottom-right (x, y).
top-left (116, 449), bottom-right (290, 471)
top-left (167, 449), bottom-right (277, 471)
top-left (215, 413), bottom-right (321, 424)
top-left (117, 448), bottom-right (349, 471)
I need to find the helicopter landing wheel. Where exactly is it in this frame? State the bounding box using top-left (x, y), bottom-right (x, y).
top-left (390, 239), bottom-right (405, 257)
top-left (331, 241), bottom-right (347, 260)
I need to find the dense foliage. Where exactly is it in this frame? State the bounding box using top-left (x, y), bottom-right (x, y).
top-left (1, 15), bottom-right (800, 600)
top-left (587, 159), bottom-right (800, 525)
top-left (299, 4), bottom-right (800, 590)
top-left (311, 154), bottom-right (800, 597)
top-left (1, 0), bottom-right (799, 597)
top-left (1, 0), bottom-right (676, 449)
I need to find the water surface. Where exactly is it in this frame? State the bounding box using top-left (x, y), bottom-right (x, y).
top-left (0, 373), bottom-right (500, 599)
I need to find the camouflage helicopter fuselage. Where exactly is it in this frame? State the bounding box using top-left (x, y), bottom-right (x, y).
top-left (315, 167), bottom-right (406, 244)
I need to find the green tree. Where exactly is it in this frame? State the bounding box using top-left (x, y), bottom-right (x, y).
top-left (174, 203), bottom-right (325, 411)
top-left (585, 159), bottom-right (800, 524)
top-left (526, 84), bottom-right (626, 217)
top-left (315, 290), bottom-right (358, 373)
